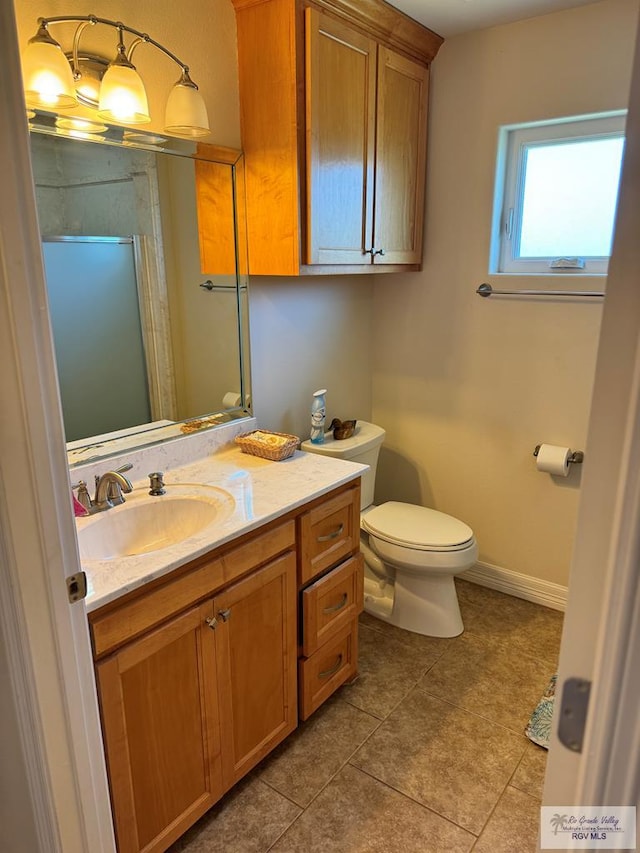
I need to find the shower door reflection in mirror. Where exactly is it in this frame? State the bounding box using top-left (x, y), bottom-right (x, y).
top-left (29, 130), bottom-right (250, 454)
top-left (44, 236), bottom-right (152, 442)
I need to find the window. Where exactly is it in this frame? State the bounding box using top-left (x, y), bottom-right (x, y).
top-left (491, 113), bottom-right (626, 275)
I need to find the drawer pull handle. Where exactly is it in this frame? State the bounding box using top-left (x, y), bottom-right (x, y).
top-left (317, 523), bottom-right (344, 543)
top-left (323, 593), bottom-right (348, 614)
top-left (319, 654), bottom-right (343, 679)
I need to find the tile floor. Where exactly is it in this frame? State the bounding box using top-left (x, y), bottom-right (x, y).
top-left (170, 579), bottom-right (563, 853)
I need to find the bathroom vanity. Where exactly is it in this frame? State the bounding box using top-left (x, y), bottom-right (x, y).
top-left (81, 442), bottom-right (364, 853)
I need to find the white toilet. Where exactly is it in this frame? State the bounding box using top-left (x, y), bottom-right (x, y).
top-left (302, 421), bottom-right (478, 637)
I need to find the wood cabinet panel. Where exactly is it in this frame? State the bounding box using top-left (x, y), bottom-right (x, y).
top-left (305, 8), bottom-right (376, 264)
top-left (373, 48), bottom-right (429, 264)
top-left (235, 0), bottom-right (302, 275)
top-left (214, 551), bottom-right (298, 788)
top-left (195, 159), bottom-right (237, 276)
top-left (301, 552), bottom-right (363, 655)
top-left (96, 602), bottom-right (222, 853)
top-left (299, 486), bottom-right (359, 585)
top-left (298, 617), bottom-right (358, 719)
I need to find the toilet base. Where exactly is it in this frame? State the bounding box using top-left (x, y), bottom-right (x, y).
top-left (363, 572), bottom-right (464, 638)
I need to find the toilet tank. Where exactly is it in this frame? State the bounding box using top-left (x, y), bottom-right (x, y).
top-left (301, 421), bottom-right (385, 510)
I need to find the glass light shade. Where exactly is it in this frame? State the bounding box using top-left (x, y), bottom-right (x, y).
top-left (97, 64), bottom-right (150, 124)
top-left (22, 38), bottom-right (77, 110)
top-left (164, 80), bottom-right (210, 137)
top-left (55, 117), bottom-right (107, 134)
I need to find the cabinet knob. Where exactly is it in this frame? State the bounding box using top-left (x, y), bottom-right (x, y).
top-left (205, 616), bottom-right (218, 630)
top-left (374, 248), bottom-right (385, 257)
top-left (218, 608), bottom-right (231, 622)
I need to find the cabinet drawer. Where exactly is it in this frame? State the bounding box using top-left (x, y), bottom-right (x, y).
top-left (301, 554), bottom-right (363, 656)
top-left (299, 487), bottom-right (359, 585)
top-left (298, 618), bottom-right (358, 720)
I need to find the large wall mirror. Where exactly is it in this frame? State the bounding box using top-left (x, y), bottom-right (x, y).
top-left (28, 116), bottom-right (251, 467)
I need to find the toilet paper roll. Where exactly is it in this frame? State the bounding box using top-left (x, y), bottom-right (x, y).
top-left (222, 391), bottom-right (242, 408)
top-left (536, 444), bottom-right (571, 477)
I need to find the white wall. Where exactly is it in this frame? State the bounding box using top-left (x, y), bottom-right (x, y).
top-left (249, 277), bottom-right (373, 438)
top-left (373, 0), bottom-right (640, 588)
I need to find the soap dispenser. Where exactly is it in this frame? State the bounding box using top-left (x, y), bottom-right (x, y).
top-left (310, 389), bottom-right (327, 444)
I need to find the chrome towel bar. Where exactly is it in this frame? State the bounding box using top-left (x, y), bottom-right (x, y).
top-left (476, 283), bottom-right (605, 299)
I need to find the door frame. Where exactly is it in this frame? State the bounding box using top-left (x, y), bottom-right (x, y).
top-left (0, 4), bottom-right (115, 851)
top-left (543, 11), bottom-right (640, 812)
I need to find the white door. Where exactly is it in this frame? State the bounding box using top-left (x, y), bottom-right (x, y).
top-left (543, 12), bottom-right (640, 822)
top-left (0, 4), bottom-right (115, 851)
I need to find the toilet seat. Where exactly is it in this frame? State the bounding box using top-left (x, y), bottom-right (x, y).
top-left (362, 501), bottom-right (474, 552)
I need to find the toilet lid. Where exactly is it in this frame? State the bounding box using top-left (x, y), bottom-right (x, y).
top-left (362, 502), bottom-right (474, 551)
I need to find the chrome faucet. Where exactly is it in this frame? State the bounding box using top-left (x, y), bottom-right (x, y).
top-left (73, 463), bottom-right (134, 514)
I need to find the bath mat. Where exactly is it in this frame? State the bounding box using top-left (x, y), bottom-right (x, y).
top-left (525, 673), bottom-right (557, 749)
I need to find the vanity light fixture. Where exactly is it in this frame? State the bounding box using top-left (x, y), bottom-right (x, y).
top-left (22, 14), bottom-right (210, 137)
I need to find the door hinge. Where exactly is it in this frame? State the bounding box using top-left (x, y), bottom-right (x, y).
top-left (66, 571), bottom-right (87, 603)
top-left (558, 677), bottom-right (591, 753)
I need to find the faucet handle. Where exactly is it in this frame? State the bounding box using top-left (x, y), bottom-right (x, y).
top-left (114, 462), bottom-right (133, 474)
top-left (71, 480), bottom-right (92, 511)
top-left (148, 472), bottom-right (166, 496)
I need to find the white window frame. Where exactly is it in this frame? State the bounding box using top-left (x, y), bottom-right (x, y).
top-left (490, 112), bottom-right (626, 276)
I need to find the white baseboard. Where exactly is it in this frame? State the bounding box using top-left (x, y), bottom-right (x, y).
top-left (461, 560), bottom-right (567, 612)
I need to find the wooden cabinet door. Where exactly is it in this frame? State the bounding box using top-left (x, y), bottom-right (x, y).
top-left (373, 48), bottom-right (429, 265)
top-left (214, 551), bottom-right (298, 788)
top-left (305, 8), bottom-right (377, 265)
top-left (95, 602), bottom-right (222, 853)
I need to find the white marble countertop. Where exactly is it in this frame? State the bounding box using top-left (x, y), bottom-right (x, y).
top-left (80, 446), bottom-right (366, 613)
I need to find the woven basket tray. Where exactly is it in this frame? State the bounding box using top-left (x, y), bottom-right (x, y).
top-left (235, 429), bottom-right (300, 461)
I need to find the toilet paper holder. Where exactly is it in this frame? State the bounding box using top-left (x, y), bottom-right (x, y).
top-left (533, 445), bottom-right (584, 465)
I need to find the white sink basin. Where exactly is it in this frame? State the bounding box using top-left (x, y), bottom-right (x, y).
top-left (77, 484), bottom-right (235, 561)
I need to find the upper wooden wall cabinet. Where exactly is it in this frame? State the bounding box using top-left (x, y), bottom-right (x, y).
top-left (231, 0), bottom-right (443, 275)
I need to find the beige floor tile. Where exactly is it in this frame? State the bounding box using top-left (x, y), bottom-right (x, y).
top-left (170, 774), bottom-right (300, 852)
top-left (339, 623), bottom-right (438, 719)
top-left (272, 764), bottom-right (475, 853)
top-left (419, 633), bottom-right (555, 733)
top-left (351, 688), bottom-right (525, 835)
top-left (359, 611), bottom-right (452, 657)
top-left (258, 695), bottom-right (379, 807)
top-left (455, 580), bottom-right (563, 667)
top-left (511, 740), bottom-right (548, 800)
top-left (472, 785), bottom-right (541, 852)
